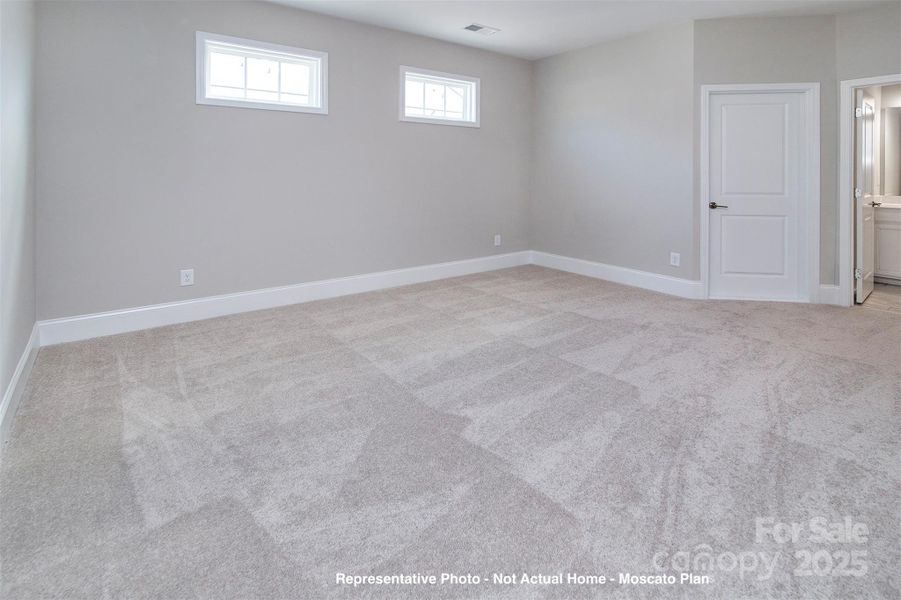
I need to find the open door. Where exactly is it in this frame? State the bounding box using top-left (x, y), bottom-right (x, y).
top-left (855, 91), bottom-right (878, 303)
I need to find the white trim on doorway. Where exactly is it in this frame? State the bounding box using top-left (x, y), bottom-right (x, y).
top-left (700, 83), bottom-right (820, 302)
top-left (838, 74), bottom-right (901, 307)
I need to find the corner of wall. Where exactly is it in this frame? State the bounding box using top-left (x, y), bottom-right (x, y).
top-left (0, 0), bottom-right (39, 441)
top-left (526, 57), bottom-right (538, 253)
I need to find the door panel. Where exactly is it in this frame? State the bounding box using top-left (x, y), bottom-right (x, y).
top-left (859, 202), bottom-right (875, 289)
top-left (854, 93), bottom-right (876, 303)
top-left (721, 104), bottom-right (787, 195)
top-left (721, 216), bottom-right (787, 274)
top-left (708, 92), bottom-right (805, 300)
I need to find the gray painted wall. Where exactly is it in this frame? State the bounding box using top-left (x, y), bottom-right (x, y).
top-left (531, 24), bottom-right (696, 279)
top-left (1, 0), bottom-right (37, 394)
top-left (836, 2), bottom-right (901, 82)
top-left (35, 0), bottom-right (532, 319)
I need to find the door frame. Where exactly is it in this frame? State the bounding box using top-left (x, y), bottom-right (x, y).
top-left (838, 74), bottom-right (901, 307)
top-left (700, 83), bottom-right (820, 302)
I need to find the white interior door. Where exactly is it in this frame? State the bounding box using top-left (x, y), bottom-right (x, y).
top-left (854, 93), bottom-right (876, 303)
top-left (707, 91), bottom-right (807, 300)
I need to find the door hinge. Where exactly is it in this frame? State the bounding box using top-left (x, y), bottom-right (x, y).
top-left (855, 107), bottom-right (863, 118)
top-left (854, 268), bottom-right (862, 280)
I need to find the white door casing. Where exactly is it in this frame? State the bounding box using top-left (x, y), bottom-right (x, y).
top-left (838, 74), bottom-right (901, 307)
top-left (854, 93), bottom-right (876, 303)
top-left (701, 84), bottom-right (819, 302)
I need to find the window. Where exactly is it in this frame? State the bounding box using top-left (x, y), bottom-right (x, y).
top-left (196, 32), bottom-right (327, 114)
top-left (400, 66), bottom-right (479, 127)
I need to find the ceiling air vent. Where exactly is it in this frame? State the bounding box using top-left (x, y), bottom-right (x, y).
top-left (463, 23), bottom-right (501, 36)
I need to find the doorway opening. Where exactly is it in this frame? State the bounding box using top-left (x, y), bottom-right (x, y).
top-left (839, 74), bottom-right (901, 309)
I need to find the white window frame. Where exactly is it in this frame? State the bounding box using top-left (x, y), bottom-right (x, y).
top-left (399, 66), bottom-right (480, 128)
top-left (195, 31), bottom-right (328, 114)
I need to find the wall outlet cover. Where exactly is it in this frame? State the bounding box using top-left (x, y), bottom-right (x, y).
top-left (494, 234), bottom-right (502, 247)
top-left (669, 252), bottom-right (680, 267)
top-left (180, 269), bottom-right (195, 286)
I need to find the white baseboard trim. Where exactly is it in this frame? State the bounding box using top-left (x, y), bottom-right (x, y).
top-left (35, 250), bottom-right (854, 348)
top-left (37, 251), bottom-right (532, 346)
top-left (817, 284), bottom-right (848, 306)
top-left (530, 251), bottom-right (704, 299)
top-left (874, 276), bottom-right (901, 285)
top-left (1, 325), bottom-right (39, 448)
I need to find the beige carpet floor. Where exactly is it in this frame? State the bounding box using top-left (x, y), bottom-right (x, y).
top-left (1, 266), bottom-right (899, 599)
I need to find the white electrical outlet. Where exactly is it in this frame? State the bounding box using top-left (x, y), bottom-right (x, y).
top-left (669, 252), bottom-right (680, 267)
top-left (180, 268), bottom-right (194, 286)
top-left (494, 234), bottom-right (502, 247)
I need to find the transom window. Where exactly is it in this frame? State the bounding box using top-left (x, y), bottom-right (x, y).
top-left (400, 67), bottom-right (479, 127)
top-left (196, 32), bottom-right (327, 114)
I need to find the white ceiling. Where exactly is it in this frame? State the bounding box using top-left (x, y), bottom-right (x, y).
top-left (272, 0), bottom-right (889, 60)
